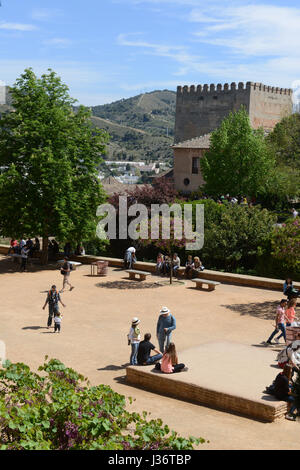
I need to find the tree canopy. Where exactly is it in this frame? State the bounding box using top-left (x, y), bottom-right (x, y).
top-left (0, 69), bottom-right (109, 262)
top-left (200, 107), bottom-right (275, 198)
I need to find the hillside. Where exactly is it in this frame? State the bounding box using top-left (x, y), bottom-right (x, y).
top-left (91, 90), bottom-right (176, 163)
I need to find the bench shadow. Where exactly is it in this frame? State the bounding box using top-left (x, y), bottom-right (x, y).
top-left (222, 300), bottom-right (279, 321)
top-left (97, 364), bottom-right (129, 371)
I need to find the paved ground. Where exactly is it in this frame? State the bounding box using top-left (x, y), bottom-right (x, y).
top-left (0, 254), bottom-right (299, 450)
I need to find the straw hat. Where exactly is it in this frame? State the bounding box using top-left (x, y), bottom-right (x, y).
top-left (132, 317), bottom-right (140, 325)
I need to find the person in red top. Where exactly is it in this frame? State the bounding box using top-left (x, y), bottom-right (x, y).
top-left (285, 298), bottom-right (298, 326)
top-left (156, 343), bottom-right (186, 374)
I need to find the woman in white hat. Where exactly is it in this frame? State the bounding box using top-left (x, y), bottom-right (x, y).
top-left (156, 307), bottom-right (176, 353)
top-left (127, 317), bottom-right (141, 365)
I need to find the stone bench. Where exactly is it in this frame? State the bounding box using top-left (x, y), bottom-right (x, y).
top-left (57, 260), bottom-right (82, 270)
top-left (126, 270), bottom-right (151, 281)
top-left (192, 278), bottom-right (220, 291)
top-left (126, 343), bottom-right (289, 422)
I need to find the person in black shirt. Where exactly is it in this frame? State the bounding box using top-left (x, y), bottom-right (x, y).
top-left (274, 364), bottom-right (298, 421)
top-left (137, 333), bottom-right (163, 365)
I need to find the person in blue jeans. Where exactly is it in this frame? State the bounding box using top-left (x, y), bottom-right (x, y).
top-left (127, 317), bottom-right (141, 365)
top-left (137, 333), bottom-right (163, 365)
top-left (156, 307), bottom-right (176, 353)
top-left (265, 299), bottom-right (288, 344)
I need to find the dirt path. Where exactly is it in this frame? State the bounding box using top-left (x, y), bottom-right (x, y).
top-left (0, 256), bottom-right (298, 450)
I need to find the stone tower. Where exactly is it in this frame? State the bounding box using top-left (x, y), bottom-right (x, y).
top-left (174, 82), bottom-right (293, 143)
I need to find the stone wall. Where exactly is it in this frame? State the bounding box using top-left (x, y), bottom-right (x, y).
top-left (174, 82), bottom-right (293, 143)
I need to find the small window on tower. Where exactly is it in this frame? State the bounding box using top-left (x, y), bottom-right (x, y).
top-left (192, 157), bottom-right (199, 174)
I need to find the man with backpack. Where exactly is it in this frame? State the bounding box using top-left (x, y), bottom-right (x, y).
top-left (42, 285), bottom-right (66, 328)
top-left (60, 257), bottom-right (75, 292)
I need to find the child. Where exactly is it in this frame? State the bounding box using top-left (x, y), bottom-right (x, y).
top-left (156, 342), bottom-right (186, 374)
top-left (54, 312), bottom-right (62, 333)
top-left (127, 317), bottom-right (141, 365)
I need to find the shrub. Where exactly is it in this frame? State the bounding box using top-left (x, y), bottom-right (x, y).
top-left (0, 358), bottom-right (204, 450)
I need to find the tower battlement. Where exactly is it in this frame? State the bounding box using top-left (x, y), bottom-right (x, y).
top-left (176, 82), bottom-right (293, 96)
top-left (174, 81), bottom-right (293, 143)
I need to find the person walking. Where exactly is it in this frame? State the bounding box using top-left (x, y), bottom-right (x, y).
top-left (127, 317), bottom-right (141, 365)
top-left (265, 299), bottom-right (288, 345)
top-left (60, 257), bottom-right (74, 292)
top-left (156, 307), bottom-right (176, 353)
top-left (137, 333), bottom-right (163, 365)
top-left (43, 285), bottom-right (66, 329)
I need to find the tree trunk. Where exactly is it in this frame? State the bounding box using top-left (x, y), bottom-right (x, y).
top-left (41, 236), bottom-right (49, 265)
top-left (169, 251), bottom-right (173, 285)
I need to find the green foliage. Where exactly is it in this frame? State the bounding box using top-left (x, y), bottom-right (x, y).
top-left (0, 358), bottom-right (204, 450)
top-left (271, 217), bottom-right (300, 274)
top-left (200, 107), bottom-right (276, 197)
top-left (0, 69), bottom-right (109, 259)
top-left (267, 113), bottom-right (300, 170)
top-left (181, 200), bottom-right (276, 271)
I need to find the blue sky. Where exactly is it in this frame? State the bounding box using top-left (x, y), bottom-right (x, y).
top-left (0, 0), bottom-right (300, 105)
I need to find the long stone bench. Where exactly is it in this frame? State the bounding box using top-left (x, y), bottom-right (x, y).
top-left (126, 270), bottom-right (151, 281)
top-left (126, 343), bottom-right (288, 423)
top-left (192, 278), bottom-right (220, 291)
top-left (1, 244), bottom-right (299, 292)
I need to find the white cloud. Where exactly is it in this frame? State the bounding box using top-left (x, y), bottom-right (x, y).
top-left (190, 4), bottom-right (300, 58)
top-left (43, 38), bottom-right (73, 48)
top-left (0, 22), bottom-right (36, 31)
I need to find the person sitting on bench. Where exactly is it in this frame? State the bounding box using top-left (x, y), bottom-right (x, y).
top-left (273, 364), bottom-right (299, 421)
top-left (137, 333), bottom-right (163, 365)
top-left (155, 342), bottom-right (186, 374)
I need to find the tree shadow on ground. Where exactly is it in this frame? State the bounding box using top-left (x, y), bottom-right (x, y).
top-left (0, 255), bottom-right (59, 275)
top-left (221, 300), bottom-right (279, 321)
top-left (95, 280), bottom-right (163, 290)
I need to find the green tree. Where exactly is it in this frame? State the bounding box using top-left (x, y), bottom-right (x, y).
top-left (271, 217), bottom-right (300, 274)
top-left (200, 107), bottom-right (275, 197)
top-left (0, 69), bottom-right (109, 263)
top-left (267, 113), bottom-right (300, 169)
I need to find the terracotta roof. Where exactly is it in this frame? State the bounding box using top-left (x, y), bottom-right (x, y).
top-left (172, 133), bottom-right (211, 149)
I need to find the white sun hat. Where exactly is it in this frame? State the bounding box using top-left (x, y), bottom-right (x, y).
top-left (160, 307), bottom-right (170, 315)
top-left (132, 317), bottom-right (140, 325)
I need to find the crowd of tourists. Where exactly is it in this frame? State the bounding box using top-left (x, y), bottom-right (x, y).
top-left (263, 278), bottom-right (300, 421)
top-left (127, 307), bottom-right (187, 374)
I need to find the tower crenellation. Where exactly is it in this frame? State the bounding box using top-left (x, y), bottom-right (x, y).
top-left (174, 81), bottom-right (293, 143)
top-left (176, 81), bottom-right (293, 97)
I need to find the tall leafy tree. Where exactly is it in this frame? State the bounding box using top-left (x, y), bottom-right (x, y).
top-left (0, 69), bottom-right (109, 263)
top-left (267, 113), bottom-right (300, 169)
top-left (200, 107), bottom-right (275, 197)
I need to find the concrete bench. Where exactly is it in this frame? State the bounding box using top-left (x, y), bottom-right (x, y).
top-left (126, 270), bottom-right (151, 281)
top-left (192, 278), bottom-right (220, 291)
